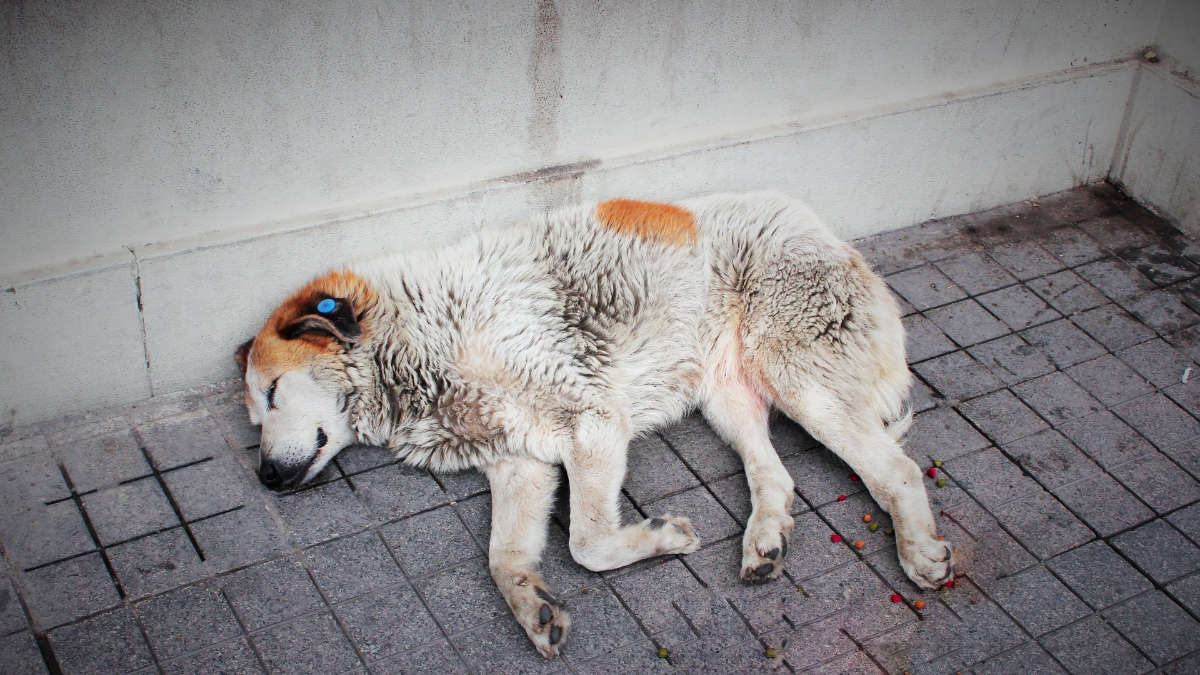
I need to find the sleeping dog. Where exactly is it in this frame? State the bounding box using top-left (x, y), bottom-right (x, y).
top-left (235, 193), bottom-right (953, 658)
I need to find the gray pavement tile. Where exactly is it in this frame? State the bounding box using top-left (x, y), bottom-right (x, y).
top-left (622, 434), bottom-right (700, 505)
top-left (946, 448), bottom-right (1039, 508)
top-left (910, 376), bottom-right (940, 412)
top-left (854, 230), bottom-right (926, 276)
top-left (348, 463), bottom-right (447, 524)
top-left (135, 410), bottom-right (230, 470)
top-left (1167, 572), bottom-right (1200, 617)
top-left (302, 531), bottom-right (405, 603)
top-left (988, 239), bottom-right (1066, 280)
top-left (1112, 392), bottom-right (1200, 451)
top-left (1040, 614), bottom-right (1152, 675)
top-left (1057, 410), bottom-right (1155, 469)
top-left (817, 491), bottom-right (895, 556)
top-left (913, 349), bottom-right (1004, 400)
top-left (133, 581), bottom-right (240, 661)
top-left (1104, 590), bottom-right (1200, 666)
top-left (83, 480), bottom-right (178, 546)
top-left (643, 485), bottom-right (741, 543)
top-left (954, 523), bottom-right (1039, 586)
top-left (569, 641), bottom-right (674, 674)
top-left (190, 502), bottom-right (289, 571)
top-left (365, 636), bottom-right (467, 675)
top-left (412, 557), bottom-right (508, 635)
top-left (558, 584), bottom-right (648, 663)
top-left (274, 480), bottom-right (373, 548)
top-left (1053, 471), bottom-right (1154, 537)
top-left (905, 406), bottom-right (991, 461)
top-left (48, 607), bottom-right (154, 674)
top-left (1111, 519), bottom-right (1200, 584)
top-left (1004, 429), bottom-right (1100, 490)
top-left (1012, 371), bottom-right (1103, 426)
top-left (973, 641), bottom-right (1066, 675)
top-left (1022, 318), bottom-right (1107, 368)
top-left (0, 433), bottom-right (48, 464)
top-left (934, 249), bottom-right (1017, 295)
top-left (1048, 540), bottom-right (1153, 610)
top-left (1120, 242), bottom-right (1200, 286)
top-left (1167, 502), bottom-right (1200, 545)
top-left (786, 560), bottom-right (912, 642)
top-left (1108, 451), bottom-right (1200, 514)
top-left (1161, 651), bottom-right (1200, 675)
top-left (893, 288), bottom-right (916, 316)
top-left (769, 415), bottom-right (821, 457)
top-left (250, 609), bottom-right (362, 674)
top-left (1120, 289), bottom-right (1200, 334)
top-left (203, 393), bottom-right (262, 452)
top-left (708, 469), bottom-right (811, 526)
top-left (453, 612), bottom-right (567, 673)
top-left (1072, 303), bottom-right (1157, 351)
top-left (20, 553), bottom-right (120, 628)
top-left (0, 575), bottom-right (27, 636)
top-left (42, 412), bottom-right (132, 448)
top-left (1166, 381), bottom-right (1200, 419)
top-left (158, 636), bottom-right (264, 675)
top-left (0, 500), bottom-right (94, 569)
top-left (925, 298), bottom-right (1011, 347)
top-left (163, 454), bottom-right (258, 521)
top-left (958, 389), bottom-right (1049, 445)
top-left (1078, 213), bottom-right (1159, 252)
top-left (1065, 354), bottom-right (1154, 407)
top-left (1028, 269), bottom-right (1109, 315)
top-left (53, 430), bottom-right (149, 493)
top-left (682, 539), bottom-right (795, 631)
top-left (380, 504), bottom-right (482, 578)
top-left (658, 414), bottom-right (741, 481)
top-left (861, 603), bottom-right (959, 674)
top-left (333, 582), bottom-right (442, 661)
top-left (969, 333), bottom-right (1057, 385)
top-left (610, 559), bottom-right (707, 635)
top-left (333, 444), bottom-right (395, 475)
top-left (988, 565), bottom-right (1090, 636)
top-left (886, 264), bottom-right (967, 310)
top-left (1039, 188), bottom-right (1115, 225)
top-left (536, 522), bottom-right (601, 593)
top-left (1119, 337), bottom-right (1197, 388)
top-left (781, 446), bottom-right (865, 507)
top-left (806, 649), bottom-right (883, 674)
top-left (435, 466), bottom-right (489, 500)
top-left (452, 493), bottom-right (494, 548)
top-left (928, 579), bottom-right (1028, 668)
top-left (0, 631), bottom-right (48, 674)
top-left (1180, 277), bottom-right (1200, 316)
top-left (903, 215), bottom-right (979, 261)
top-left (1076, 257), bottom-right (1157, 300)
top-left (220, 558), bottom-right (325, 632)
top-left (903, 313), bottom-right (957, 363)
top-left (994, 489), bottom-right (1093, 559)
top-left (977, 284), bottom-right (1061, 331)
top-left (108, 527), bottom-right (207, 599)
top-left (1042, 225), bottom-right (1107, 266)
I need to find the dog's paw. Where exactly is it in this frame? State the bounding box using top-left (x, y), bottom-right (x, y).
top-left (511, 583), bottom-right (571, 659)
top-left (898, 536), bottom-right (954, 590)
top-left (646, 514), bottom-right (701, 556)
top-left (740, 510), bottom-right (795, 583)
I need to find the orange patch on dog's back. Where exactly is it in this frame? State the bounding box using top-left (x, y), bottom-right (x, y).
top-left (595, 199), bottom-right (697, 246)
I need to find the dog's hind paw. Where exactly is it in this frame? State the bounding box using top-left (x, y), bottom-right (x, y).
top-left (740, 510), bottom-right (795, 583)
top-left (515, 584), bottom-right (571, 659)
top-left (647, 514), bottom-right (701, 556)
top-left (898, 536), bottom-right (954, 590)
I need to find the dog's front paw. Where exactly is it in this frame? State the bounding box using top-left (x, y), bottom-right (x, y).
top-left (898, 536), bottom-right (954, 590)
top-left (740, 510), bottom-right (795, 583)
top-left (646, 514), bottom-right (701, 556)
top-left (513, 583), bottom-right (571, 659)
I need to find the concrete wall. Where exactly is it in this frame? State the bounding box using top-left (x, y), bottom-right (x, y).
top-left (0, 0), bottom-right (1186, 427)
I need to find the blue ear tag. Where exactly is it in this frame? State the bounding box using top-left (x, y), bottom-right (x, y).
top-left (316, 298), bottom-right (336, 314)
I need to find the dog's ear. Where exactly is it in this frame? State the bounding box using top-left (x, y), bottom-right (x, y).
top-left (235, 339), bottom-right (254, 376)
top-left (280, 296), bottom-right (362, 347)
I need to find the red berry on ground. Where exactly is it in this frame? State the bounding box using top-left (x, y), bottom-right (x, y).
top-left (943, 579), bottom-right (955, 589)
top-left (831, 534), bottom-right (842, 543)
top-left (890, 593), bottom-right (902, 603)
top-left (837, 494), bottom-right (847, 502)
top-left (849, 473), bottom-right (860, 481)
top-left (927, 467), bottom-right (938, 478)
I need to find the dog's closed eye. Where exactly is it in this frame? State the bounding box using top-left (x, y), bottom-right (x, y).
top-left (266, 378), bottom-right (279, 409)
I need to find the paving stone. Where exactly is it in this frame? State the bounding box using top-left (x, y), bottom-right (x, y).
top-left (610, 559), bottom-right (704, 636)
top-left (0, 433), bottom-right (48, 464)
top-left (380, 504), bottom-right (482, 578)
top-left (1042, 225), bottom-right (1107, 266)
top-left (644, 485), bottom-right (741, 543)
top-left (134, 581), bottom-right (240, 661)
top-left (189, 502), bottom-right (289, 571)
top-left (988, 565), bottom-right (1090, 636)
top-left (48, 607), bottom-right (154, 674)
top-left (273, 479), bottom-right (373, 547)
top-left (1040, 614), bottom-right (1152, 675)
top-left (1065, 354), bottom-right (1154, 407)
top-left (904, 406), bottom-right (991, 461)
top-left (781, 446), bottom-right (864, 507)
top-left (365, 636), bottom-right (467, 675)
top-left (947, 448), bottom-right (1039, 508)
top-left (780, 560), bottom-right (911, 641)
top-left (1109, 451), bottom-right (1200, 514)
top-left (53, 429), bottom-right (149, 492)
top-left (302, 530), bottom-right (405, 603)
top-left (995, 489), bottom-right (1093, 559)
top-left (0, 575), bottom-right (27, 636)
top-left (453, 613), bottom-right (567, 673)
top-left (973, 641), bottom-right (1066, 675)
top-left (1120, 289), bottom-right (1200, 333)
top-left (902, 313), bottom-right (957, 363)
top-left (21, 553), bottom-right (120, 628)
top-left (135, 410), bottom-right (230, 470)
top-left (536, 521), bottom-right (601, 593)
top-left (925, 298), bottom-right (1011, 347)
top-left (0, 630), bottom-right (48, 674)
top-left (1111, 519), bottom-right (1200, 584)
top-left (1168, 502), bottom-right (1200, 546)
top-left (907, 215), bottom-right (978, 261)
top-left (158, 636), bottom-right (263, 675)
top-left (0, 499), bottom-right (94, 569)
top-left (1166, 381), bottom-right (1200, 420)
top-left (969, 333), bottom-right (1057, 384)
top-left (862, 603), bottom-right (959, 673)
top-left (909, 376), bottom-right (940, 412)
top-left (1104, 590), bottom-right (1200, 665)
top-left (109, 527), bottom-right (208, 598)
top-left (912, 349), bottom-right (1003, 400)
top-left (1076, 257), bottom-right (1157, 300)
top-left (1167, 572), bottom-right (1200, 617)
top-left (886, 264), bottom-right (967, 310)
top-left (957, 389), bottom-right (1049, 445)
top-left (1056, 410), bottom-right (1155, 469)
top-left (1072, 303), bottom-right (1157, 351)
top-left (1120, 241), bottom-right (1200, 286)
top-left (988, 240), bottom-right (1065, 279)
top-left (768, 415), bottom-right (821, 457)
top-left (332, 444), bottom-right (396, 475)
top-left (854, 230), bottom-right (926, 276)
top-left (413, 558), bottom-right (509, 635)
top-left (1012, 371), bottom-right (1103, 426)
top-left (1022, 319), bottom-right (1106, 368)
top-left (42, 412), bottom-right (132, 448)
top-left (333, 582), bottom-right (442, 661)
top-left (683, 539), bottom-right (796, 632)
top-left (935, 249), bottom-right (1018, 294)
top-left (1053, 471), bottom-right (1154, 537)
top-left (452, 492), bottom-right (494, 548)
top-left (1048, 540), bottom-right (1153, 610)
top-left (926, 579), bottom-right (1027, 668)
top-left (806, 649), bottom-right (883, 674)
top-left (1040, 188), bottom-right (1115, 225)
top-left (1078, 213), bottom-right (1159, 252)
top-left (622, 434), bottom-right (699, 505)
top-left (163, 454), bottom-right (258, 521)
top-left (82, 479), bottom-right (178, 546)
top-left (221, 558), bottom-right (324, 631)
top-left (1027, 269), bottom-right (1109, 314)
top-left (1112, 393), bottom-right (1200, 451)
top-left (977, 284), bottom-right (1061, 331)
top-left (349, 463), bottom-right (447, 524)
top-left (1005, 429), bottom-right (1100, 489)
top-left (1118, 337), bottom-right (1196, 388)
top-left (558, 584), bottom-right (649, 663)
top-left (659, 414), bottom-right (741, 481)
top-left (1161, 651), bottom-right (1200, 675)
top-left (250, 609), bottom-right (362, 674)
top-left (1168, 324), bottom-right (1200, 363)
top-left (817, 491), bottom-right (895, 556)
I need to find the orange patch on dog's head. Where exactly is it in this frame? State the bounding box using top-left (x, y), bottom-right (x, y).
top-left (595, 199), bottom-right (697, 247)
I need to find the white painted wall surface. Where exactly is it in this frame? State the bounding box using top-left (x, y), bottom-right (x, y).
top-left (1, 0), bottom-right (1192, 426)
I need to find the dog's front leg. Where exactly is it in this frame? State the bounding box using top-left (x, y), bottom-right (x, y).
top-left (484, 457), bottom-right (570, 659)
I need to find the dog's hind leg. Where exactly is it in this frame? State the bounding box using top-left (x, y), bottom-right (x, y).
top-left (485, 458), bottom-right (571, 659)
top-left (561, 410), bottom-right (701, 572)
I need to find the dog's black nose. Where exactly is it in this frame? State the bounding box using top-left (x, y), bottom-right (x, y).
top-left (258, 461), bottom-right (282, 488)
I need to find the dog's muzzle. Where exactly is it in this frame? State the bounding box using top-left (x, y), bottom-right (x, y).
top-left (257, 458), bottom-right (311, 491)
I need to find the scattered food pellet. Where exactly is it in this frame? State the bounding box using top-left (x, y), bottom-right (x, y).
top-left (868, 522), bottom-right (879, 532)
top-left (884, 527), bottom-right (894, 535)
top-left (890, 593), bottom-right (902, 603)
top-left (854, 540), bottom-right (865, 549)
top-left (765, 647), bottom-right (778, 659)
top-left (914, 600), bottom-right (926, 610)
top-left (933, 459), bottom-right (943, 468)
top-left (937, 535), bottom-right (945, 541)
top-left (863, 513), bottom-right (873, 523)
top-left (927, 467), bottom-right (938, 478)
top-left (657, 647), bottom-right (669, 659)
top-left (936, 478), bottom-right (947, 488)
top-left (831, 534), bottom-right (843, 543)
top-left (837, 494), bottom-right (847, 502)
top-left (849, 473), bottom-right (860, 481)
top-left (943, 579), bottom-right (955, 589)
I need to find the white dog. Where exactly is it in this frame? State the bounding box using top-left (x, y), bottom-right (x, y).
top-left (235, 193), bottom-right (952, 658)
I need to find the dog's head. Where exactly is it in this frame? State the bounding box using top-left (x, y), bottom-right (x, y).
top-left (236, 270), bottom-right (376, 491)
